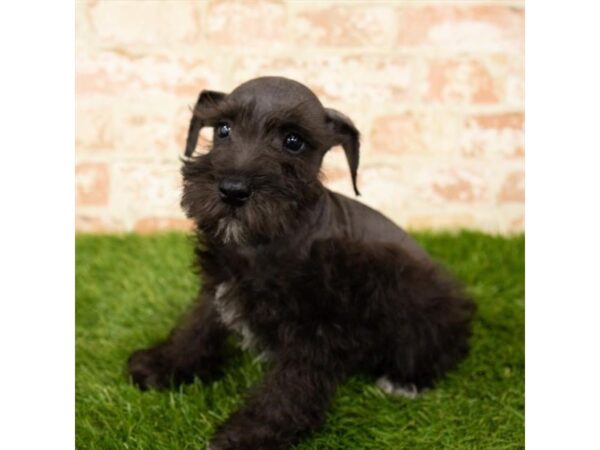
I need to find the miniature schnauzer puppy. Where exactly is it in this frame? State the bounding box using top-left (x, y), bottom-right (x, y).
top-left (128, 76), bottom-right (475, 450)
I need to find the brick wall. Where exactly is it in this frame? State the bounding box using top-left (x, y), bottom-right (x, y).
top-left (75, 0), bottom-right (524, 234)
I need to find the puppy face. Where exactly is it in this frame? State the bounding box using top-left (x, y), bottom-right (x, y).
top-left (181, 77), bottom-right (360, 245)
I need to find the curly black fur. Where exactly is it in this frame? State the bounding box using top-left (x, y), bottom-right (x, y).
top-left (127, 76), bottom-right (475, 450)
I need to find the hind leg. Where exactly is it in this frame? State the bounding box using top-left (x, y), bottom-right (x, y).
top-left (371, 323), bottom-right (442, 399)
top-left (375, 375), bottom-right (421, 399)
top-left (373, 269), bottom-right (475, 398)
top-left (373, 353), bottom-right (432, 399)
top-left (371, 345), bottom-right (428, 399)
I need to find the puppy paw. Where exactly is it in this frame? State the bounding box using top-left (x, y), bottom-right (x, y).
top-left (209, 416), bottom-right (289, 450)
top-left (208, 434), bottom-right (280, 450)
top-left (127, 346), bottom-right (178, 390)
top-left (376, 376), bottom-right (420, 399)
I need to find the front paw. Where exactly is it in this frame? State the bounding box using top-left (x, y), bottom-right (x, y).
top-left (127, 345), bottom-right (182, 390)
top-left (209, 418), bottom-right (291, 450)
top-left (209, 434), bottom-right (280, 450)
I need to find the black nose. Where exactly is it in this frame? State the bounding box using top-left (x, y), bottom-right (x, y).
top-left (219, 178), bottom-right (252, 205)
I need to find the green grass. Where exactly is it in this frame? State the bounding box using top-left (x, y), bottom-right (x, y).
top-left (76, 231), bottom-right (524, 449)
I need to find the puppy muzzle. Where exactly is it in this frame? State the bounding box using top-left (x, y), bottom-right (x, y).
top-left (218, 178), bottom-right (252, 206)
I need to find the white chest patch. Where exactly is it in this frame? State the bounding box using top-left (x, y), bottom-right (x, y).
top-left (214, 282), bottom-right (261, 353)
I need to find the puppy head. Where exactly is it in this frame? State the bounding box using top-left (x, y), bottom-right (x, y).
top-left (181, 76), bottom-right (360, 244)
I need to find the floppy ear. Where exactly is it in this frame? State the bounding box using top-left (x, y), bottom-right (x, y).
top-left (184, 90), bottom-right (227, 157)
top-left (325, 108), bottom-right (361, 196)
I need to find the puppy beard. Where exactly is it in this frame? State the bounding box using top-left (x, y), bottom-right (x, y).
top-left (183, 190), bottom-right (300, 245)
top-left (215, 199), bottom-right (300, 245)
top-left (182, 159), bottom-right (322, 244)
top-left (215, 218), bottom-right (247, 245)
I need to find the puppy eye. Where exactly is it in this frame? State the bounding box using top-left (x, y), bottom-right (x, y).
top-left (283, 133), bottom-right (305, 153)
top-left (216, 122), bottom-right (231, 139)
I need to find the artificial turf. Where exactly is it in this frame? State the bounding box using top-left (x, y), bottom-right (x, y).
top-left (76, 231), bottom-right (524, 449)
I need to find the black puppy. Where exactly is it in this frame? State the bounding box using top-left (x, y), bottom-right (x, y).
top-left (128, 76), bottom-right (475, 449)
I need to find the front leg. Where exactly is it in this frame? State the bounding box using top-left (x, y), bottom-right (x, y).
top-left (210, 357), bottom-right (342, 450)
top-left (128, 290), bottom-right (229, 390)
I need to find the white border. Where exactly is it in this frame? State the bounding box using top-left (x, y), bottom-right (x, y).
top-left (2, 1), bottom-right (600, 448)
top-left (0, 2), bottom-right (74, 449)
top-left (527, 1), bottom-right (600, 449)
